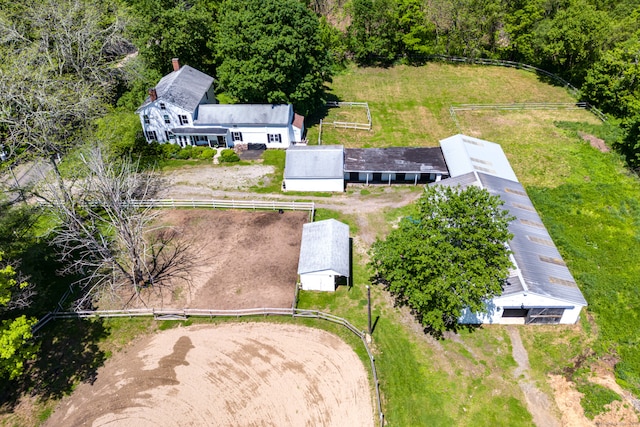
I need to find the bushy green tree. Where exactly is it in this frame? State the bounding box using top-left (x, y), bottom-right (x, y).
top-left (369, 185), bottom-right (514, 335)
top-left (348, 0), bottom-right (400, 65)
top-left (215, 0), bottom-right (333, 116)
top-left (0, 254), bottom-right (37, 380)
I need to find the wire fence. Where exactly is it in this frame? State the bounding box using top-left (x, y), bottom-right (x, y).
top-left (429, 55), bottom-right (581, 97)
top-left (449, 102), bottom-right (607, 130)
top-left (32, 306), bottom-right (385, 426)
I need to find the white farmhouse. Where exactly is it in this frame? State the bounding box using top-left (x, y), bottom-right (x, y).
top-left (136, 59), bottom-right (305, 148)
top-left (136, 58), bottom-right (216, 144)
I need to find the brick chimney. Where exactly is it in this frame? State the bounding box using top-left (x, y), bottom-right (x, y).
top-left (148, 88), bottom-right (157, 102)
top-left (172, 58), bottom-right (180, 72)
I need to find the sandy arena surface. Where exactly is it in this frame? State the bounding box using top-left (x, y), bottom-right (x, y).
top-left (44, 323), bottom-right (374, 427)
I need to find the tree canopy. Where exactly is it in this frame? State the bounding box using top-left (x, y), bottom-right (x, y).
top-left (215, 0), bottom-right (333, 116)
top-left (369, 185), bottom-right (514, 334)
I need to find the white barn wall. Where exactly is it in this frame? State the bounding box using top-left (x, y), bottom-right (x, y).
top-left (460, 292), bottom-right (584, 325)
top-left (285, 178), bottom-right (344, 192)
top-left (300, 271), bottom-right (339, 292)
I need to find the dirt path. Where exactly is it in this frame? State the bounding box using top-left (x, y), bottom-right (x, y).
top-left (507, 326), bottom-right (561, 427)
top-left (44, 323), bottom-right (374, 427)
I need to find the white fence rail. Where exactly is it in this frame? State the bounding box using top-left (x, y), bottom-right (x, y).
top-left (126, 199), bottom-right (315, 220)
top-left (34, 307), bottom-right (385, 426)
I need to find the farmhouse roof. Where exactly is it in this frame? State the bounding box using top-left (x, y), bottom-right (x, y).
top-left (284, 145), bottom-right (344, 179)
top-left (195, 104), bottom-right (293, 126)
top-left (137, 65), bottom-right (214, 113)
top-left (298, 219), bottom-right (350, 276)
top-left (439, 134), bottom-right (518, 181)
top-left (344, 147), bottom-right (449, 175)
top-left (432, 171), bottom-right (587, 307)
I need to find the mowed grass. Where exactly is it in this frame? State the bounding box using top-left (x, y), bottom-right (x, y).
top-left (300, 63), bottom-right (640, 423)
top-left (308, 63), bottom-right (578, 147)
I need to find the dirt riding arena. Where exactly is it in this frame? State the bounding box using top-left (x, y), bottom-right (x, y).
top-left (125, 209), bottom-right (309, 310)
top-left (44, 323), bottom-right (374, 426)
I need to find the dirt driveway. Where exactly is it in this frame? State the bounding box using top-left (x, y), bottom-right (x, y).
top-left (44, 323), bottom-right (374, 427)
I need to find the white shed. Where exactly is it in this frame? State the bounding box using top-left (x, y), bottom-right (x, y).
top-left (298, 219), bottom-right (350, 291)
top-left (284, 145), bottom-right (345, 192)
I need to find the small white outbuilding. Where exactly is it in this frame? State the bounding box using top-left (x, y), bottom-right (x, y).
top-left (297, 219), bottom-right (350, 292)
top-left (283, 145), bottom-right (345, 192)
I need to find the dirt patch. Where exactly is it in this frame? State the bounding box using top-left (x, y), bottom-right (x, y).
top-left (507, 327), bottom-right (561, 427)
top-left (579, 132), bottom-right (610, 153)
top-left (44, 323), bottom-right (374, 427)
top-left (119, 209), bottom-right (308, 310)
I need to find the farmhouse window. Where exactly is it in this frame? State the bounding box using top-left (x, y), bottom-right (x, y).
top-left (146, 130), bottom-right (158, 141)
top-left (179, 115), bottom-right (189, 125)
top-left (164, 115), bottom-right (171, 124)
top-left (143, 115), bottom-right (150, 124)
top-left (268, 134), bottom-right (282, 143)
top-left (232, 132), bottom-right (243, 142)
top-left (160, 103), bottom-right (166, 110)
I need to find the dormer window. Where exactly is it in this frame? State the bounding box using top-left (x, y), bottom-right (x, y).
top-left (160, 103), bottom-right (166, 110)
top-left (143, 115), bottom-right (150, 124)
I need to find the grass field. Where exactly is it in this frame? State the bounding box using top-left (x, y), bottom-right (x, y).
top-left (300, 62), bottom-right (640, 424)
top-left (6, 62), bottom-right (639, 426)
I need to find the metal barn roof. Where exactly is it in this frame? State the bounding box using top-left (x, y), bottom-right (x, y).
top-left (195, 104), bottom-right (293, 126)
top-left (344, 147), bottom-right (449, 175)
top-left (298, 219), bottom-right (350, 276)
top-left (284, 145), bottom-right (344, 179)
top-left (439, 134), bottom-right (518, 182)
top-left (138, 65), bottom-right (214, 113)
top-left (432, 168), bottom-right (587, 307)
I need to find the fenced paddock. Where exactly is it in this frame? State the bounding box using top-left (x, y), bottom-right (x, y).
top-left (318, 101), bottom-right (372, 144)
top-left (37, 308), bottom-right (385, 427)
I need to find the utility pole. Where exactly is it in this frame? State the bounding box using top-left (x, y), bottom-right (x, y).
top-left (366, 285), bottom-right (372, 335)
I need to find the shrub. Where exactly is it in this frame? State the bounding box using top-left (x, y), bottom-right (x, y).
top-left (219, 148), bottom-right (240, 163)
top-left (197, 148), bottom-right (216, 160)
top-left (161, 143), bottom-right (181, 159)
top-left (175, 146), bottom-right (193, 160)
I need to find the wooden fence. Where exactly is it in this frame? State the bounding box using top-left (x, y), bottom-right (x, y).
top-left (324, 101), bottom-right (372, 131)
top-left (126, 199), bottom-right (315, 221)
top-left (449, 102), bottom-right (607, 130)
top-left (429, 55), bottom-right (581, 97)
top-left (33, 307), bottom-right (385, 426)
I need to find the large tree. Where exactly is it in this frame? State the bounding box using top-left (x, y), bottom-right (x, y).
top-left (369, 185), bottom-right (514, 334)
top-left (215, 0), bottom-right (333, 116)
top-left (37, 145), bottom-right (194, 308)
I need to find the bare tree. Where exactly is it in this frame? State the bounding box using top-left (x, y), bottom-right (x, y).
top-left (37, 145), bottom-right (195, 308)
top-left (0, 0), bottom-right (132, 163)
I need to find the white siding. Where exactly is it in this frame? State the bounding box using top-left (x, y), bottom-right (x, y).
top-left (300, 271), bottom-right (339, 292)
top-left (459, 292), bottom-right (584, 325)
top-left (139, 102), bottom-right (192, 143)
top-left (228, 125), bottom-right (293, 148)
top-left (285, 178), bottom-right (344, 192)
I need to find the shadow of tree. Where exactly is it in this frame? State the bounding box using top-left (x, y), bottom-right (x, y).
top-left (0, 318), bottom-right (108, 412)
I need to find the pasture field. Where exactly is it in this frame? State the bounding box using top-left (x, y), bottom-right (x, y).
top-left (299, 62), bottom-right (640, 424)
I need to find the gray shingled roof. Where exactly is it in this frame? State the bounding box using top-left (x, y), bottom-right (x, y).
top-left (298, 219), bottom-right (350, 276)
top-left (432, 171), bottom-right (587, 307)
top-left (284, 145), bottom-right (344, 179)
top-left (440, 134), bottom-right (519, 182)
top-left (344, 147), bottom-right (449, 175)
top-left (195, 104), bottom-right (292, 126)
top-left (170, 127), bottom-right (227, 135)
top-left (138, 66), bottom-right (214, 113)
